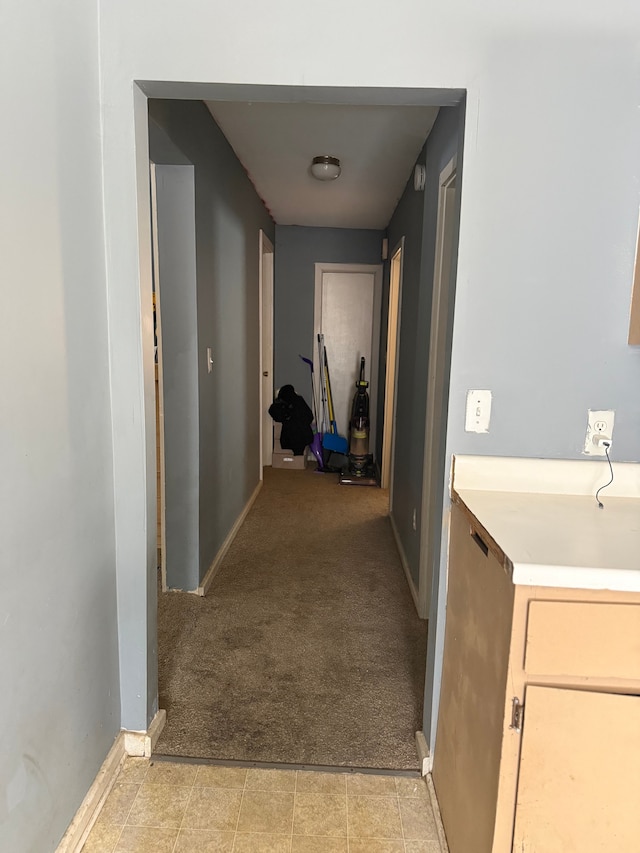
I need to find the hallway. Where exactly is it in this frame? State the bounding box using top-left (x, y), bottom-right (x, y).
top-left (156, 467), bottom-right (428, 769)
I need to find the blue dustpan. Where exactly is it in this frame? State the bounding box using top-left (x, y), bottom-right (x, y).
top-left (322, 431), bottom-right (348, 455)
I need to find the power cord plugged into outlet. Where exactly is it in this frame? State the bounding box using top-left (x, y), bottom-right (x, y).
top-left (593, 435), bottom-right (612, 450)
top-left (594, 438), bottom-right (614, 508)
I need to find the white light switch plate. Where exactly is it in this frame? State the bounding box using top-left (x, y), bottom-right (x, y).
top-left (465, 389), bottom-right (492, 433)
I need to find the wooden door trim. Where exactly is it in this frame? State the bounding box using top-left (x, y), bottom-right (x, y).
top-left (149, 163), bottom-right (167, 592)
top-left (259, 230), bottom-right (274, 474)
top-left (381, 238), bottom-right (405, 497)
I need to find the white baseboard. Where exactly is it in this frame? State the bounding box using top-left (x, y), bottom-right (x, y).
top-left (389, 513), bottom-right (423, 617)
top-left (123, 708), bottom-right (167, 757)
top-left (415, 729), bottom-right (430, 777)
top-left (198, 480), bottom-right (263, 596)
top-left (55, 733), bottom-right (126, 853)
top-left (56, 709), bottom-right (168, 852)
top-left (426, 771), bottom-right (450, 853)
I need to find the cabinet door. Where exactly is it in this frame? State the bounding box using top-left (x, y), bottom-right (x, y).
top-left (432, 506), bottom-right (515, 853)
top-left (513, 686), bottom-right (640, 852)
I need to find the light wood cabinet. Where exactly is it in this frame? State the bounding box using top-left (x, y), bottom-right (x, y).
top-left (433, 501), bottom-right (640, 853)
top-left (513, 686), bottom-right (640, 852)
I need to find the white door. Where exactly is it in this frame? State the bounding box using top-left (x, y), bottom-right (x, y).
top-left (260, 231), bottom-right (274, 470)
top-left (314, 264), bottom-right (382, 450)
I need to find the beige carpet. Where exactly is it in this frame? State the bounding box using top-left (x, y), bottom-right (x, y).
top-left (156, 466), bottom-right (428, 770)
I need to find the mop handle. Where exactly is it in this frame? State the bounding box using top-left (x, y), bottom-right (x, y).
top-left (323, 345), bottom-right (337, 433)
top-left (317, 334), bottom-right (328, 434)
top-left (299, 355), bottom-right (319, 425)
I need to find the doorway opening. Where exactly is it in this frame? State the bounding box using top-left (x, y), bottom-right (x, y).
top-left (139, 86), bottom-right (464, 772)
top-left (260, 231), bottom-right (275, 472)
top-left (312, 262), bottom-right (383, 462)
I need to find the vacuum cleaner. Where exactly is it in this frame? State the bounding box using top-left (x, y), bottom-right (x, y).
top-left (340, 357), bottom-right (378, 486)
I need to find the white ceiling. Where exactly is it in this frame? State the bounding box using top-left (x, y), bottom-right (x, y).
top-left (204, 101), bottom-right (439, 230)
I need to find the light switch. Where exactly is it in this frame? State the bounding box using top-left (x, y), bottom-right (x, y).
top-left (465, 389), bottom-right (492, 433)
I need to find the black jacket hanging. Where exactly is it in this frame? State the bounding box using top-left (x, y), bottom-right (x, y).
top-left (268, 385), bottom-right (313, 455)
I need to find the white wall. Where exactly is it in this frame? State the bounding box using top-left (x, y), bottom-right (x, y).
top-left (97, 0), bottom-right (640, 741)
top-left (0, 2), bottom-right (119, 850)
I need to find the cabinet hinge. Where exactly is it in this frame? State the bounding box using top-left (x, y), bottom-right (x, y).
top-left (509, 696), bottom-right (524, 733)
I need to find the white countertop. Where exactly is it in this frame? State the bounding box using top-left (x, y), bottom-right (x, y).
top-left (452, 456), bottom-right (640, 592)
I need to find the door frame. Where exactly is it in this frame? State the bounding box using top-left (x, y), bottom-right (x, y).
top-left (418, 155), bottom-right (458, 618)
top-left (313, 262), bottom-right (383, 449)
top-left (381, 238), bottom-right (405, 497)
top-left (125, 81), bottom-right (465, 740)
top-left (149, 163), bottom-right (167, 592)
top-left (259, 230), bottom-right (274, 474)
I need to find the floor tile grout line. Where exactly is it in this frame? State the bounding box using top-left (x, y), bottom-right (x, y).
top-left (114, 766), bottom-right (147, 850)
top-left (230, 769), bottom-right (248, 852)
top-left (169, 763), bottom-right (198, 853)
top-left (396, 785), bottom-right (408, 853)
top-left (101, 760), bottom-right (130, 853)
top-left (109, 825), bottom-right (124, 853)
top-left (290, 769), bottom-right (297, 845)
top-left (395, 776), bottom-right (407, 853)
top-left (345, 773), bottom-right (350, 853)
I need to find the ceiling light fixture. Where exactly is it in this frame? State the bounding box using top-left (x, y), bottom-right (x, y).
top-left (414, 164), bottom-right (426, 191)
top-left (310, 155), bottom-right (341, 181)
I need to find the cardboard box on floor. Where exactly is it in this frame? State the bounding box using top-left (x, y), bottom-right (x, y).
top-left (272, 422), bottom-right (307, 469)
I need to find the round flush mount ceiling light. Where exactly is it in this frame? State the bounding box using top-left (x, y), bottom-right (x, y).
top-left (311, 155), bottom-right (341, 181)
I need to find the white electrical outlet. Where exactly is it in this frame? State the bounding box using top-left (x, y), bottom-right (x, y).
top-left (465, 390), bottom-right (492, 433)
top-left (584, 409), bottom-right (614, 456)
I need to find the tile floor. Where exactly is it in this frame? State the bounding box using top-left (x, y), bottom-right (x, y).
top-left (82, 758), bottom-right (443, 852)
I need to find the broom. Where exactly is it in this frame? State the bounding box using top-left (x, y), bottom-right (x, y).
top-left (299, 354), bottom-right (324, 469)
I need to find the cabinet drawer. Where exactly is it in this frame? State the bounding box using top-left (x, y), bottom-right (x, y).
top-left (525, 601), bottom-right (640, 681)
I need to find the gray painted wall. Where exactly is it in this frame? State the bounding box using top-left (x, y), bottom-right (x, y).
top-left (96, 0), bottom-right (640, 766)
top-left (149, 117), bottom-right (192, 166)
top-left (274, 226), bottom-right (384, 398)
top-left (148, 100), bottom-right (275, 585)
top-left (7, 8), bottom-right (639, 851)
top-left (426, 43), bottom-right (640, 748)
top-left (383, 142), bottom-right (428, 584)
top-left (1, 1), bottom-right (120, 850)
top-left (383, 105), bottom-right (464, 588)
top-left (152, 165), bottom-right (201, 590)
